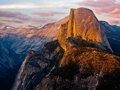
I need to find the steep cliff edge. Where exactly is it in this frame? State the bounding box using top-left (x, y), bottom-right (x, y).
top-left (58, 8), bottom-right (112, 52)
top-left (36, 46), bottom-right (120, 90)
top-left (100, 21), bottom-right (120, 56)
top-left (12, 40), bottom-right (64, 90)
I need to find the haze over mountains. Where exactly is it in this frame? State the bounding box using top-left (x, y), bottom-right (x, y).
top-left (0, 16), bottom-right (68, 54)
top-left (0, 42), bottom-right (19, 89)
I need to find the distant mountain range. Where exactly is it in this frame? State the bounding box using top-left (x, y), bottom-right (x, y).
top-left (0, 16), bottom-right (68, 55)
top-left (100, 21), bottom-right (120, 55)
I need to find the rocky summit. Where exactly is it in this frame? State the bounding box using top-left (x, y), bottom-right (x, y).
top-left (58, 8), bottom-right (112, 52)
top-left (12, 8), bottom-right (120, 90)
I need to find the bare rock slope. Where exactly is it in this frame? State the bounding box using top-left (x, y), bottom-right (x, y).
top-left (58, 8), bottom-right (112, 52)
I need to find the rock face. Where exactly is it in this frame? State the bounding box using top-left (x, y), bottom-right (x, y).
top-left (100, 21), bottom-right (120, 55)
top-left (36, 47), bottom-right (120, 90)
top-left (13, 40), bottom-right (120, 90)
top-left (12, 40), bottom-right (64, 90)
top-left (58, 8), bottom-right (112, 52)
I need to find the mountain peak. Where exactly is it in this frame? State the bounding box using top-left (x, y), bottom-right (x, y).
top-left (70, 7), bottom-right (93, 13)
top-left (58, 8), bottom-right (113, 52)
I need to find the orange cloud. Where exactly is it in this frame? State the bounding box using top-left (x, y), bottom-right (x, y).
top-left (107, 8), bottom-right (120, 18)
top-left (0, 10), bottom-right (29, 20)
top-left (78, 0), bottom-right (120, 20)
top-left (78, 0), bottom-right (120, 14)
top-left (109, 8), bottom-right (120, 14)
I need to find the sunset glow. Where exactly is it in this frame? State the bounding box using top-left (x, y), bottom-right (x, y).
top-left (0, 0), bottom-right (120, 26)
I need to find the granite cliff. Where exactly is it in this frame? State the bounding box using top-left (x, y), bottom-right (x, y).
top-left (58, 8), bottom-right (112, 52)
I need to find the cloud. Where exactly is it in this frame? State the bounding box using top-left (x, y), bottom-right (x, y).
top-left (0, 10), bottom-right (55, 24)
top-left (0, 3), bottom-right (73, 9)
top-left (0, 4), bottom-right (40, 9)
top-left (108, 20), bottom-right (120, 25)
top-left (2, 20), bottom-right (23, 23)
top-left (107, 8), bottom-right (120, 18)
top-left (78, 0), bottom-right (120, 15)
top-left (30, 18), bottom-right (55, 24)
top-left (110, 8), bottom-right (120, 14)
top-left (0, 10), bottom-right (29, 20)
top-left (0, 10), bottom-right (56, 27)
top-left (32, 11), bottom-right (65, 16)
top-left (78, 0), bottom-right (120, 25)
top-left (0, 17), bottom-right (56, 27)
top-left (79, 0), bottom-right (116, 8)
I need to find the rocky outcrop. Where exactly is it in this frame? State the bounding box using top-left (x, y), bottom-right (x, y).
top-left (12, 40), bottom-right (64, 90)
top-left (58, 8), bottom-right (112, 52)
top-left (35, 46), bottom-right (120, 90)
top-left (13, 39), bottom-right (120, 90)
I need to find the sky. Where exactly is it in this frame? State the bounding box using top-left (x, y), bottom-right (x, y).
top-left (0, 0), bottom-right (120, 27)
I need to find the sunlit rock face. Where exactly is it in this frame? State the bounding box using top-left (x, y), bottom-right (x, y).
top-left (36, 47), bottom-right (120, 90)
top-left (58, 8), bottom-right (112, 52)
